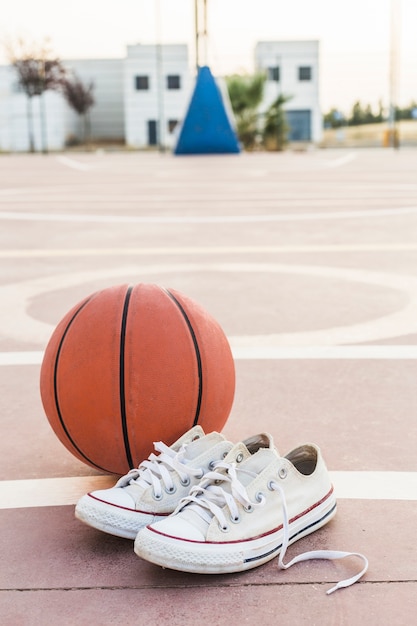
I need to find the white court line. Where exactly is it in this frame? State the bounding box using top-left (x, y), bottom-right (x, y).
top-left (1, 243), bottom-right (417, 258)
top-left (322, 152), bottom-right (357, 168)
top-left (55, 156), bottom-right (92, 171)
top-left (0, 471), bottom-right (415, 509)
top-left (2, 345), bottom-right (417, 367)
top-left (2, 262), bottom-right (417, 347)
top-left (1, 206), bottom-right (417, 224)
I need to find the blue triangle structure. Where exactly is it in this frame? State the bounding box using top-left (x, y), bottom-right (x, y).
top-left (174, 66), bottom-right (240, 155)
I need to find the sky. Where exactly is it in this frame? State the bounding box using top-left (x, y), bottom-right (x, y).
top-left (0, 0), bottom-right (415, 113)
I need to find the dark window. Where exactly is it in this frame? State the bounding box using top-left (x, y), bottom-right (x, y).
top-left (298, 66), bottom-right (312, 81)
top-left (267, 66), bottom-right (280, 82)
top-left (135, 75), bottom-right (149, 90)
top-left (167, 75), bottom-right (181, 89)
top-left (168, 119), bottom-right (178, 133)
top-left (147, 120), bottom-right (157, 145)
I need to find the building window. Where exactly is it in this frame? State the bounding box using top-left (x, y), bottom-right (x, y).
top-left (168, 119), bottom-right (178, 133)
top-left (298, 66), bottom-right (312, 81)
top-left (135, 75), bottom-right (149, 90)
top-left (167, 75), bottom-right (181, 90)
top-left (267, 66), bottom-right (280, 82)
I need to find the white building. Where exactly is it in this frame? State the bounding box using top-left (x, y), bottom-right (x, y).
top-left (124, 43), bottom-right (192, 149)
top-left (255, 40), bottom-right (322, 143)
top-left (0, 40), bottom-right (322, 151)
top-left (65, 58), bottom-right (125, 142)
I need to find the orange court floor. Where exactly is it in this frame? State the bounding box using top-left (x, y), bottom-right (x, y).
top-left (0, 148), bottom-right (416, 625)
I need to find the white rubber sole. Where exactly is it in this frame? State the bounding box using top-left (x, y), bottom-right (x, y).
top-left (134, 493), bottom-right (337, 573)
top-left (75, 494), bottom-right (156, 540)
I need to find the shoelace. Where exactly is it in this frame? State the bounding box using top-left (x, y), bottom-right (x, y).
top-left (180, 461), bottom-right (368, 594)
top-left (115, 441), bottom-right (204, 498)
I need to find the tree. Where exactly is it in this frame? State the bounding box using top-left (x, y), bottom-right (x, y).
top-left (226, 72), bottom-right (266, 150)
top-left (262, 93), bottom-right (291, 151)
top-left (61, 73), bottom-right (95, 145)
top-left (6, 37), bottom-right (66, 152)
top-left (347, 100), bottom-right (384, 126)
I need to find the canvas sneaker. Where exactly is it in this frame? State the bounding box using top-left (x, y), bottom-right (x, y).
top-left (134, 434), bottom-right (368, 594)
top-left (75, 425), bottom-right (235, 540)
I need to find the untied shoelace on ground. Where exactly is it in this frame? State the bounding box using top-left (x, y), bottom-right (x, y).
top-left (179, 460), bottom-right (369, 595)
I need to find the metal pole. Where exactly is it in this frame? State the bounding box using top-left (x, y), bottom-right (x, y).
top-left (155, 0), bottom-right (165, 152)
top-left (194, 0), bottom-right (199, 70)
top-left (388, 0), bottom-right (401, 148)
top-left (202, 0), bottom-right (208, 66)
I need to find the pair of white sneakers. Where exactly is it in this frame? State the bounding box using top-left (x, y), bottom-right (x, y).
top-left (75, 426), bottom-right (368, 594)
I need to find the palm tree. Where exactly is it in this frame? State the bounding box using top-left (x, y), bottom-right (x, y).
top-left (226, 73), bottom-right (266, 150)
top-left (262, 94), bottom-right (291, 151)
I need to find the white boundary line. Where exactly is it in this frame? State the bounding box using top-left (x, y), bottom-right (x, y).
top-left (1, 243), bottom-right (417, 258)
top-left (1, 205), bottom-right (417, 224)
top-left (0, 471), bottom-right (415, 509)
top-left (2, 345), bottom-right (417, 367)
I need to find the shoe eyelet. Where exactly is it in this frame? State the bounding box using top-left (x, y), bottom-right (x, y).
top-left (222, 451), bottom-right (228, 459)
top-left (255, 491), bottom-right (265, 504)
top-left (267, 480), bottom-right (277, 491)
top-left (165, 485), bottom-right (177, 495)
top-left (278, 467), bottom-right (288, 479)
top-left (196, 469), bottom-right (204, 480)
top-left (180, 476), bottom-right (190, 487)
top-left (230, 514), bottom-right (241, 524)
top-left (236, 453), bottom-right (244, 463)
top-left (152, 491), bottom-right (163, 501)
top-left (244, 504), bottom-right (254, 513)
top-left (208, 460), bottom-right (217, 471)
top-left (219, 523), bottom-right (230, 533)
top-left (192, 434), bottom-right (201, 441)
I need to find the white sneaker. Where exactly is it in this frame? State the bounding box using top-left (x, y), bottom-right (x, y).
top-left (75, 426), bottom-right (234, 539)
top-left (134, 435), bottom-right (368, 594)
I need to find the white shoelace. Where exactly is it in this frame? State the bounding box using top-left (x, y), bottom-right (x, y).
top-left (116, 442), bottom-right (204, 499)
top-left (181, 461), bottom-right (368, 594)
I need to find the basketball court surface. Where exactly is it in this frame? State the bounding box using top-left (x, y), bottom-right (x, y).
top-left (1, 148), bottom-right (416, 624)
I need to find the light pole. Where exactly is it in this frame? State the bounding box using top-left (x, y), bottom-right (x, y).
top-left (155, 0), bottom-right (165, 152)
top-left (194, 0), bottom-right (208, 71)
top-left (388, 0), bottom-right (401, 148)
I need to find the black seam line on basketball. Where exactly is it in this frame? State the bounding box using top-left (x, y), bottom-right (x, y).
top-left (243, 503), bottom-right (338, 564)
top-left (164, 288), bottom-right (203, 426)
top-left (53, 297), bottom-right (108, 473)
top-left (119, 286), bottom-right (134, 469)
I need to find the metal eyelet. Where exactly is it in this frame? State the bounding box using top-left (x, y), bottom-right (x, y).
top-left (230, 514), bottom-right (241, 524)
top-left (208, 460), bottom-right (217, 471)
top-left (165, 485), bottom-right (177, 495)
top-left (267, 480), bottom-right (276, 491)
top-left (180, 476), bottom-right (190, 487)
top-left (192, 434), bottom-right (201, 441)
top-left (255, 491), bottom-right (265, 504)
top-left (222, 451), bottom-right (228, 459)
top-left (244, 504), bottom-right (254, 513)
top-left (278, 467), bottom-right (288, 479)
top-left (236, 453), bottom-right (244, 463)
top-left (152, 491), bottom-right (163, 501)
top-left (219, 523), bottom-right (230, 533)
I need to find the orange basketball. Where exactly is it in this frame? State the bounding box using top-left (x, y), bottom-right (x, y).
top-left (40, 283), bottom-right (235, 474)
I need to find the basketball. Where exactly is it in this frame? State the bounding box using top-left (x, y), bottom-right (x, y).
top-left (40, 283), bottom-right (235, 474)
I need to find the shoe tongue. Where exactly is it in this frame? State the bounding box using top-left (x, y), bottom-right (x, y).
top-left (182, 431), bottom-right (226, 461)
top-left (222, 433), bottom-right (276, 465)
top-left (222, 434), bottom-right (278, 486)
